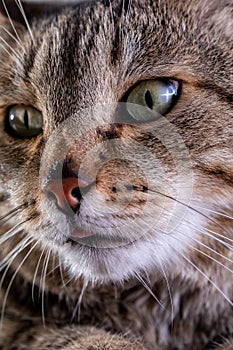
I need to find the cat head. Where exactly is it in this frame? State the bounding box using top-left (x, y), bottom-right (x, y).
top-left (0, 0), bottom-right (232, 291)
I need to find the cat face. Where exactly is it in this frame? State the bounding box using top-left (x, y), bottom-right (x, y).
top-left (0, 0), bottom-right (232, 288)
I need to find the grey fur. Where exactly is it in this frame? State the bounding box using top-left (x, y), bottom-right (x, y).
top-left (0, 0), bottom-right (232, 349)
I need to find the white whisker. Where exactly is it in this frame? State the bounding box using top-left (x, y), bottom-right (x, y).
top-left (193, 206), bottom-right (233, 220)
top-left (1, 0), bottom-right (23, 45)
top-left (134, 271), bottom-right (164, 309)
top-left (71, 279), bottom-right (88, 323)
top-left (0, 212), bottom-right (19, 227)
top-left (40, 247), bottom-right (52, 327)
top-left (149, 195), bottom-right (233, 250)
top-left (0, 35), bottom-right (21, 59)
top-left (0, 239), bottom-right (38, 328)
top-left (157, 259), bottom-right (174, 324)
top-left (47, 259), bottom-right (60, 277)
top-left (58, 253), bottom-right (73, 290)
top-left (58, 253), bottom-right (67, 289)
top-left (0, 235), bottom-right (32, 273)
top-left (51, 252), bottom-right (57, 276)
top-left (32, 246), bottom-right (46, 304)
top-left (148, 188), bottom-right (232, 244)
top-left (125, 0), bottom-right (132, 22)
top-left (191, 224), bottom-right (233, 250)
top-left (0, 42), bottom-right (14, 59)
top-left (171, 245), bottom-right (233, 307)
top-left (144, 195), bottom-right (233, 251)
top-left (182, 253), bottom-right (233, 306)
top-left (0, 24), bottom-right (24, 50)
top-left (189, 236), bottom-right (233, 265)
top-left (15, 0), bottom-right (34, 43)
top-left (0, 237), bottom-right (34, 303)
top-left (108, 0), bottom-right (114, 28)
top-left (0, 222), bottom-right (24, 244)
top-left (186, 241), bottom-right (233, 275)
top-left (0, 205), bottom-right (23, 222)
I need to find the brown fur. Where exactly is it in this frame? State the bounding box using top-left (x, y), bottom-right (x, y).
top-left (0, 0), bottom-right (232, 349)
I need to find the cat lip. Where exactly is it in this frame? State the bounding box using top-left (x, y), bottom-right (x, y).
top-left (70, 229), bottom-right (96, 239)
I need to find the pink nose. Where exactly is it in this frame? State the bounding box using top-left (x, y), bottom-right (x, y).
top-left (44, 177), bottom-right (89, 213)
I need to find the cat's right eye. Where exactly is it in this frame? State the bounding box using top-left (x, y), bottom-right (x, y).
top-left (6, 105), bottom-right (43, 138)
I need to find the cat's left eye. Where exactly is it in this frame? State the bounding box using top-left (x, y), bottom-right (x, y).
top-left (125, 79), bottom-right (180, 123)
top-left (6, 105), bottom-right (43, 138)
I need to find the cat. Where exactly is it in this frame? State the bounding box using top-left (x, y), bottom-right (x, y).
top-left (0, 0), bottom-right (232, 349)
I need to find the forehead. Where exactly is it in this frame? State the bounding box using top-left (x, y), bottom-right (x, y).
top-left (3, 0), bottom-right (231, 125)
top-left (27, 1), bottom-right (196, 108)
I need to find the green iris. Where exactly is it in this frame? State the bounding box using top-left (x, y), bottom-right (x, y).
top-left (7, 105), bottom-right (43, 138)
top-left (126, 79), bottom-right (179, 122)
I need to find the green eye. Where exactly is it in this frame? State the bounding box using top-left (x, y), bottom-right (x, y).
top-left (6, 105), bottom-right (43, 138)
top-left (126, 79), bottom-right (180, 122)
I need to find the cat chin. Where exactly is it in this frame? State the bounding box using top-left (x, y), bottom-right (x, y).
top-left (58, 239), bottom-right (166, 283)
top-left (37, 190), bottom-right (214, 283)
top-left (54, 219), bottom-right (200, 284)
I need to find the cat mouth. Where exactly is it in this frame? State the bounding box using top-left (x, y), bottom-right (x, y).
top-left (66, 226), bottom-right (146, 249)
top-left (70, 228), bottom-right (96, 239)
top-left (66, 236), bottom-right (138, 249)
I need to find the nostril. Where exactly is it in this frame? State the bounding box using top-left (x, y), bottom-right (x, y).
top-left (71, 186), bottom-right (82, 202)
top-left (44, 177), bottom-right (93, 214)
top-left (62, 179), bottom-right (81, 212)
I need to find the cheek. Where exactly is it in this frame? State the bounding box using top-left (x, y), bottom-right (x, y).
top-left (0, 142), bottom-right (42, 226)
top-left (184, 168), bottom-right (233, 256)
top-left (196, 147), bottom-right (233, 179)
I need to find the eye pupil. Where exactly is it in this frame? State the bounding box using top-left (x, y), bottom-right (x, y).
top-left (24, 110), bottom-right (29, 130)
top-left (144, 90), bottom-right (153, 110)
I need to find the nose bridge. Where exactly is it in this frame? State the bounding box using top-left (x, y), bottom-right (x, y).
top-left (41, 115), bottom-right (125, 215)
top-left (42, 25), bottom-right (117, 127)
